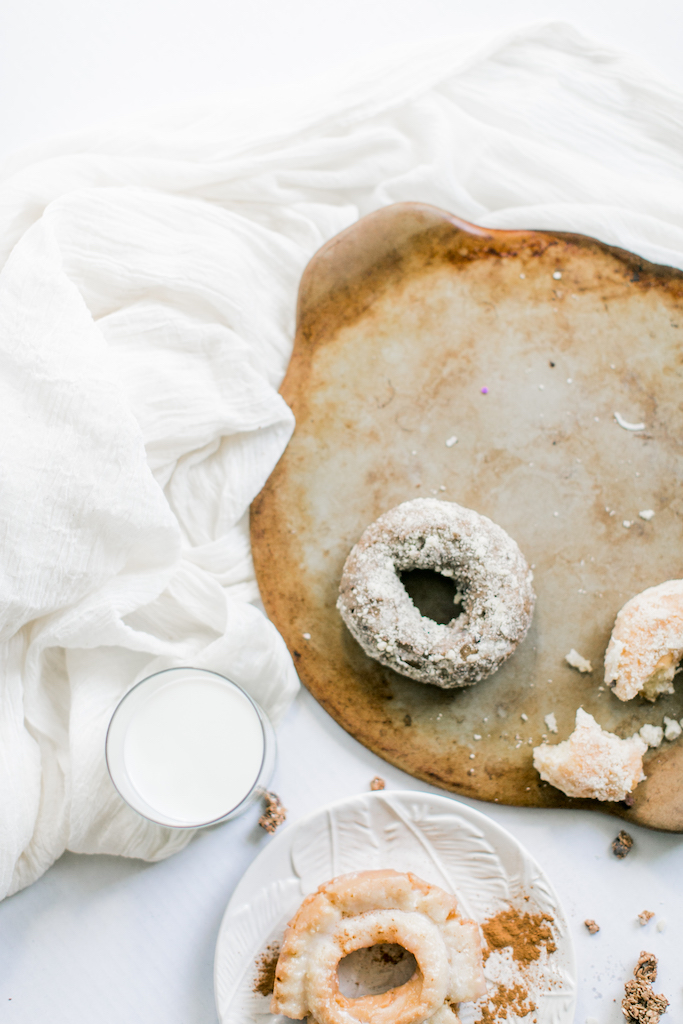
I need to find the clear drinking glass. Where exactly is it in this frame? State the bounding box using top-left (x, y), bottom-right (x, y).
top-left (106, 666), bottom-right (276, 829)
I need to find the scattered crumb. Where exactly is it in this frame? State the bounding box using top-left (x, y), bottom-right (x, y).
top-left (639, 724), bottom-right (664, 748)
top-left (663, 717), bottom-right (682, 741)
top-left (445, 435), bottom-right (458, 447)
top-left (467, 768), bottom-right (475, 775)
top-left (637, 910), bottom-right (654, 926)
top-left (615, 411), bottom-right (645, 431)
top-left (253, 944), bottom-right (280, 996)
top-left (565, 649), bottom-right (593, 673)
top-left (623, 520), bottom-right (632, 529)
top-left (634, 952), bottom-right (658, 983)
top-left (544, 712), bottom-right (558, 734)
top-left (639, 509), bottom-right (655, 521)
top-left (622, 951), bottom-right (668, 1023)
top-left (612, 830), bottom-right (634, 858)
top-left (302, 632), bottom-right (311, 640)
top-left (553, 271), bottom-right (562, 280)
top-left (656, 919), bottom-right (667, 933)
top-left (258, 791), bottom-right (287, 834)
top-left (473, 734), bottom-right (482, 740)
top-left (521, 713), bottom-right (528, 722)
top-left (370, 776), bottom-right (385, 791)
top-left (584, 919), bottom-right (600, 934)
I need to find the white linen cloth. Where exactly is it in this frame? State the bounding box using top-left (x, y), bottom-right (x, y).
top-left (1, 21), bottom-right (682, 901)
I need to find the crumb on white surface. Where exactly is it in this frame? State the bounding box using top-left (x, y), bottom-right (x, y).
top-left (638, 910), bottom-right (655, 926)
top-left (639, 509), bottom-right (655, 521)
top-left (533, 708), bottom-right (647, 802)
top-left (612, 830), bottom-right (634, 858)
top-left (258, 792), bottom-right (287, 833)
top-left (565, 648), bottom-right (593, 673)
top-left (544, 712), bottom-right (558, 734)
top-left (656, 919), bottom-right (667, 932)
top-left (639, 723), bottom-right (664, 748)
top-left (663, 716), bottom-right (682, 741)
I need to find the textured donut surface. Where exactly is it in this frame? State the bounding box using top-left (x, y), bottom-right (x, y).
top-left (605, 578), bottom-right (683, 701)
top-left (271, 869), bottom-right (486, 1024)
top-left (337, 498), bottom-right (535, 688)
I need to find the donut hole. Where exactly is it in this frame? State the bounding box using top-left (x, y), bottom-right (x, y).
top-left (400, 569), bottom-right (464, 625)
top-left (337, 942), bottom-right (417, 998)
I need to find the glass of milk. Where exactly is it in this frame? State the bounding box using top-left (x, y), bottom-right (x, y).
top-left (105, 667), bottom-right (275, 828)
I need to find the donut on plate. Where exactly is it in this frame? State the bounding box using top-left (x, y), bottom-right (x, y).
top-left (271, 869), bottom-right (486, 1024)
top-left (337, 498), bottom-right (535, 688)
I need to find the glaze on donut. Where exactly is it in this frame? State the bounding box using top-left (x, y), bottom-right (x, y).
top-left (337, 498), bottom-right (535, 688)
top-left (270, 869), bottom-right (486, 1024)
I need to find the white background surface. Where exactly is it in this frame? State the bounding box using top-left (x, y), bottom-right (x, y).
top-left (1, 2), bottom-right (682, 1023)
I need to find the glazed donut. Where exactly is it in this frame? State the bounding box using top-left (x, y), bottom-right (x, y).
top-left (271, 870), bottom-right (486, 1024)
top-left (337, 498), bottom-right (535, 688)
top-left (605, 578), bottom-right (683, 701)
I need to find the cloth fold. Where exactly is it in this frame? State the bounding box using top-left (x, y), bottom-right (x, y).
top-left (1, 21), bottom-right (682, 899)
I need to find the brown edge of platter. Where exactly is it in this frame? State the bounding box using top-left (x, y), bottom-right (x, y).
top-left (252, 201), bottom-right (683, 834)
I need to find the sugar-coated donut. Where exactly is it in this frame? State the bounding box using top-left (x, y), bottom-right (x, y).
top-left (337, 498), bottom-right (535, 688)
top-left (270, 869), bottom-right (486, 1024)
top-left (605, 579), bottom-right (683, 701)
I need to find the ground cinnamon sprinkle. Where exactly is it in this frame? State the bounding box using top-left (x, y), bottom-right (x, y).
top-left (482, 907), bottom-right (557, 965)
top-left (252, 944), bottom-right (280, 996)
top-left (477, 982), bottom-right (537, 1023)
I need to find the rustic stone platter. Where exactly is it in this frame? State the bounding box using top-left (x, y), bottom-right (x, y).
top-left (251, 202), bottom-right (683, 832)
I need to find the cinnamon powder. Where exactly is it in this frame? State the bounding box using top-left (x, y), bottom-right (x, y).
top-left (482, 907), bottom-right (557, 965)
top-left (475, 905), bottom-right (556, 1023)
top-left (252, 944), bottom-right (280, 996)
top-left (478, 982), bottom-right (537, 1024)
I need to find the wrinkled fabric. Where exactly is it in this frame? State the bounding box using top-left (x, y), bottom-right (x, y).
top-left (1, 21), bottom-right (682, 898)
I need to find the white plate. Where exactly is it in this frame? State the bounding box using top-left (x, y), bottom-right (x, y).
top-left (214, 791), bottom-right (577, 1024)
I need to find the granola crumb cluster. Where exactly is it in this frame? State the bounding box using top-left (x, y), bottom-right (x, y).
top-left (258, 791), bottom-right (287, 833)
top-left (622, 952), bottom-right (669, 1023)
